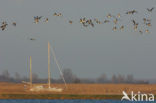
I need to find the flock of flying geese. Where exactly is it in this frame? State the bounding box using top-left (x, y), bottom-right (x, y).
top-left (0, 7), bottom-right (155, 40)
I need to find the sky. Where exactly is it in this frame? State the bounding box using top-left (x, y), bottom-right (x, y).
top-left (0, 0), bottom-right (156, 79)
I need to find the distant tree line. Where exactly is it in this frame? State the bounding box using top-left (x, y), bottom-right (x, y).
top-left (0, 69), bottom-right (149, 84)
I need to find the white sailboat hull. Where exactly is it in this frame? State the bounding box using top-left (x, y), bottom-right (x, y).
top-left (30, 86), bottom-right (63, 92)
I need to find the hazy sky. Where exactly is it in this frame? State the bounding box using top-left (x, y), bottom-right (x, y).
top-left (0, 0), bottom-right (156, 79)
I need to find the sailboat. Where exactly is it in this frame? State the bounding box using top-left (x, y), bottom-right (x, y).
top-left (46, 41), bottom-right (63, 92)
top-left (29, 41), bottom-right (66, 92)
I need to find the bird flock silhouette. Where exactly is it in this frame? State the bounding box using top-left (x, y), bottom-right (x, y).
top-left (0, 7), bottom-right (155, 40)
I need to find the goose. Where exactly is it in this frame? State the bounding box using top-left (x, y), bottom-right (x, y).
top-left (132, 20), bottom-right (136, 25)
top-left (104, 20), bottom-right (110, 23)
top-left (94, 18), bottom-right (101, 24)
top-left (147, 7), bottom-right (154, 12)
top-left (120, 25), bottom-right (124, 31)
top-left (69, 20), bottom-right (73, 24)
top-left (145, 29), bottom-right (149, 33)
top-left (126, 11), bottom-right (130, 14)
top-left (143, 18), bottom-right (146, 24)
top-left (1, 22), bottom-right (8, 31)
top-left (126, 10), bottom-right (137, 14)
top-left (57, 13), bottom-right (62, 16)
top-left (134, 25), bottom-right (138, 31)
top-left (86, 19), bottom-right (94, 27)
top-left (143, 18), bottom-right (151, 24)
top-left (117, 13), bottom-right (121, 18)
top-left (30, 38), bottom-right (36, 40)
top-left (113, 18), bottom-right (118, 24)
top-left (34, 16), bottom-right (42, 24)
top-left (131, 10), bottom-right (137, 14)
top-left (12, 22), bottom-right (16, 26)
top-left (83, 18), bottom-right (86, 22)
top-left (44, 18), bottom-right (48, 23)
top-left (107, 14), bottom-right (112, 18)
top-left (90, 22), bottom-right (94, 27)
top-left (86, 19), bottom-right (91, 24)
top-left (1, 25), bottom-right (7, 31)
top-left (53, 13), bottom-right (57, 16)
top-left (80, 18), bottom-right (83, 23)
top-left (112, 26), bottom-right (117, 31)
top-left (82, 23), bottom-right (88, 27)
top-left (80, 18), bottom-right (86, 24)
top-left (2, 21), bottom-right (7, 25)
top-left (139, 30), bottom-right (143, 34)
top-left (146, 23), bottom-right (151, 27)
top-left (94, 18), bottom-right (98, 22)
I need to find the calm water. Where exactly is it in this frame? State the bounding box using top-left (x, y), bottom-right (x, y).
top-left (0, 99), bottom-right (155, 103)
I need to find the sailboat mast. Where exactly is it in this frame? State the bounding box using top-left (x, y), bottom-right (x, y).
top-left (48, 42), bottom-right (51, 88)
top-left (29, 56), bottom-right (32, 88)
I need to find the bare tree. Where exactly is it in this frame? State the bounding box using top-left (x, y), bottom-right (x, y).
top-left (112, 74), bottom-right (117, 83)
top-left (117, 74), bottom-right (125, 83)
top-left (96, 73), bottom-right (107, 83)
top-left (2, 70), bottom-right (10, 79)
top-left (126, 74), bottom-right (134, 83)
top-left (14, 72), bottom-right (21, 81)
top-left (32, 73), bottom-right (39, 82)
top-left (62, 68), bottom-right (77, 83)
top-left (22, 76), bottom-right (29, 82)
top-left (73, 77), bottom-right (81, 83)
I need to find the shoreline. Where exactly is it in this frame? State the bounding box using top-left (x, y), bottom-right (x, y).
top-left (0, 94), bottom-right (123, 99)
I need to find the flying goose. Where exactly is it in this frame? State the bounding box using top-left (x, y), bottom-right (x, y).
top-left (44, 18), bottom-right (48, 23)
top-left (34, 16), bottom-right (42, 24)
top-left (145, 29), bottom-right (149, 33)
top-left (120, 25), bottom-right (124, 31)
top-left (30, 38), bottom-right (36, 40)
top-left (143, 18), bottom-right (151, 24)
top-left (112, 26), bottom-right (117, 31)
top-left (12, 22), bottom-right (16, 26)
top-left (82, 23), bottom-right (88, 27)
top-left (139, 30), bottom-right (143, 34)
top-left (104, 20), bottom-right (110, 23)
top-left (94, 18), bottom-right (101, 24)
top-left (126, 10), bottom-right (137, 15)
top-left (86, 19), bottom-right (94, 27)
top-left (146, 23), bottom-right (151, 27)
top-left (57, 13), bottom-right (62, 16)
top-left (134, 25), bottom-right (138, 31)
top-left (107, 14), bottom-right (112, 18)
top-left (147, 7), bottom-right (154, 12)
top-left (90, 22), bottom-right (94, 27)
top-left (69, 20), bottom-right (73, 24)
top-left (117, 13), bottom-right (121, 18)
top-left (1, 22), bottom-right (8, 31)
top-left (143, 18), bottom-right (146, 24)
top-left (53, 13), bottom-right (57, 16)
top-left (132, 20), bottom-right (136, 25)
top-left (80, 18), bottom-right (86, 24)
top-left (146, 23), bottom-right (152, 26)
top-left (113, 18), bottom-right (118, 24)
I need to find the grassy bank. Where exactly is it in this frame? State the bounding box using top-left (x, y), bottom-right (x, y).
top-left (1, 94), bottom-right (156, 100)
top-left (0, 94), bottom-right (123, 99)
top-left (1, 83), bottom-right (156, 99)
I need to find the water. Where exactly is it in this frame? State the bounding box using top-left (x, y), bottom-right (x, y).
top-left (0, 99), bottom-right (155, 103)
